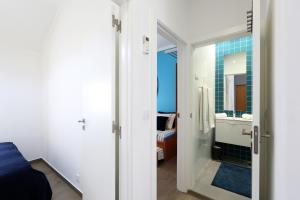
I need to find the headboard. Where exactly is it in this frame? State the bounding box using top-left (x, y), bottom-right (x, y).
top-left (157, 112), bottom-right (177, 129)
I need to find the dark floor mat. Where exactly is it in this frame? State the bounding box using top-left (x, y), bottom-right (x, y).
top-left (212, 162), bottom-right (251, 198)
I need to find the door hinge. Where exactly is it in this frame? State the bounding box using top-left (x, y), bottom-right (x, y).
top-left (112, 121), bottom-right (122, 138)
top-left (112, 15), bottom-right (121, 33)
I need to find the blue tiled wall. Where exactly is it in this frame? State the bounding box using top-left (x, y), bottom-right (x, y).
top-left (215, 142), bottom-right (251, 162)
top-left (215, 36), bottom-right (253, 116)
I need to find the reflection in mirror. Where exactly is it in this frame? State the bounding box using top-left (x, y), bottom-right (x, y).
top-left (224, 52), bottom-right (247, 112)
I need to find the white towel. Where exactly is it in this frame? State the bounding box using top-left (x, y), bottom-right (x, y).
top-left (215, 113), bottom-right (227, 119)
top-left (199, 87), bottom-right (204, 132)
top-left (203, 88), bottom-right (209, 133)
top-left (208, 88), bottom-right (215, 129)
top-left (199, 87), bottom-right (214, 133)
top-left (242, 114), bottom-right (253, 120)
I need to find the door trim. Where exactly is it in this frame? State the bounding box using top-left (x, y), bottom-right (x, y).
top-left (117, 1), bottom-right (132, 200)
top-left (156, 21), bottom-right (191, 194)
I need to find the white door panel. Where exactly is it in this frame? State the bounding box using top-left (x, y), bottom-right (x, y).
top-left (252, 0), bottom-right (261, 199)
top-left (80, 1), bottom-right (118, 200)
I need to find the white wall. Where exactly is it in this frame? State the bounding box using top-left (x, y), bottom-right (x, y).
top-left (270, 0), bottom-right (300, 199)
top-left (188, 0), bottom-right (252, 44)
top-left (0, 0), bottom-right (60, 52)
top-left (124, 1), bottom-right (193, 199)
top-left (191, 45), bottom-right (215, 187)
top-left (0, 48), bottom-right (43, 161)
top-left (0, 0), bottom-right (59, 162)
top-left (260, 0), bottom-right (300, 199)
top-left (125, 1), bottom-right (155, 200)
top-left (0, 0), bottom-right (84, 192)
top-left (154, 0), bottom-right (190, 42)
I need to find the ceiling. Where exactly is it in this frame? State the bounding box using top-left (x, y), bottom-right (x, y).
top-left (0, 0), bottom-right (60, 51)
top-left (0, 0), bottom-right (251, 52)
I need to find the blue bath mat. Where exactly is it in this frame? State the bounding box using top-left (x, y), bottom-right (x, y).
top-left (212, 162), bottom-right (251, 198)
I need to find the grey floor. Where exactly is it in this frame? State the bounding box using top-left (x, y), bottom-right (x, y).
top-left (158, 157), bottom-right (202, 200)
top-left (32, 158), bottom-right (205, 200)
top-left (31, 160), bottom-right (82, 200)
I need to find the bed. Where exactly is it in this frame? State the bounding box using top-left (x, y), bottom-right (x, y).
top-left (157, 129), bottom-right (177, 161)
top-left (156, 113), bottom-right (177, 161)
top-left (0, 142), bottom-right (52, 200)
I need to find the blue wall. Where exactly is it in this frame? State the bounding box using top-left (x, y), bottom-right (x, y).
top-left (215, 36), bottom-right (253, 117)
top-left (157, 51), bottom-right (177, 112)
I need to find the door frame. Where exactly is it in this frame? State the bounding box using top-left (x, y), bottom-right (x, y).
top-left (156, 21), bottom-right (191, 193)
top-left (189, 31), bottom-right (251, 191)
top-left (117, 4), bottom-right (187, 200)
top-left (154, 21), bottom-right (260, 199)
top-left (117, 1), bottom-right (131, 200)
top-left (185, 3), bottom-right (262, 197)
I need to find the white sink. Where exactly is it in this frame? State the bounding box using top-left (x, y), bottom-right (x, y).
top-left (215, 117), bottom-right (252, 147)
top-left (221, 117), bottom-right (252, 122)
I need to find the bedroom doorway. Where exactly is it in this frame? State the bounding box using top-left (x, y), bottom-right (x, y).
top-left (156, 30), bottom-right (178, 200)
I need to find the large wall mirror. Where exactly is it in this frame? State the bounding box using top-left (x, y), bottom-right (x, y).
top-left (223, 52), bottom-right (247, 112)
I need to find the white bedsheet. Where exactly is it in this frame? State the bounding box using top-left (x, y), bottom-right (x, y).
top-left (157, 147), bottom-right (164, 160)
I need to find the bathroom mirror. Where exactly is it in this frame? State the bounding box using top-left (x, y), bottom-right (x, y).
top-left (224, 52), bottom-right (247, 112)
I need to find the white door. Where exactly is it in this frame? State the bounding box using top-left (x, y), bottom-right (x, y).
top-left (80, 1), bottom-right (119, 200)
top-left (252, 0), bottom-right (263, 199)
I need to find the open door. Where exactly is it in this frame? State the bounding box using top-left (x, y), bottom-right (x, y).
top-left (252, 0), bottom-right (262, 200)
top-left (80, 1), bottom-right (120, 200)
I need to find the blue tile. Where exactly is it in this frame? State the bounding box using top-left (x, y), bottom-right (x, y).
top-left (215, 36), bottom-right (253, 114)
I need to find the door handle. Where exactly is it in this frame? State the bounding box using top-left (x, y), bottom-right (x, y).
top-left (254, 125), bottom-right (259, 154)
top-left (78, 119), bottom-right (86, 131)
top-left (78, 119), bottom-right (86, 124)
top-left (261, 134), bottom-right (271, 138)
top-left (242, 129), bottom-right (252, 136)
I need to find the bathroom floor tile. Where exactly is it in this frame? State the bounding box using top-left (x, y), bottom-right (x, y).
top-left (192, 160), bottom-right (251, 200)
